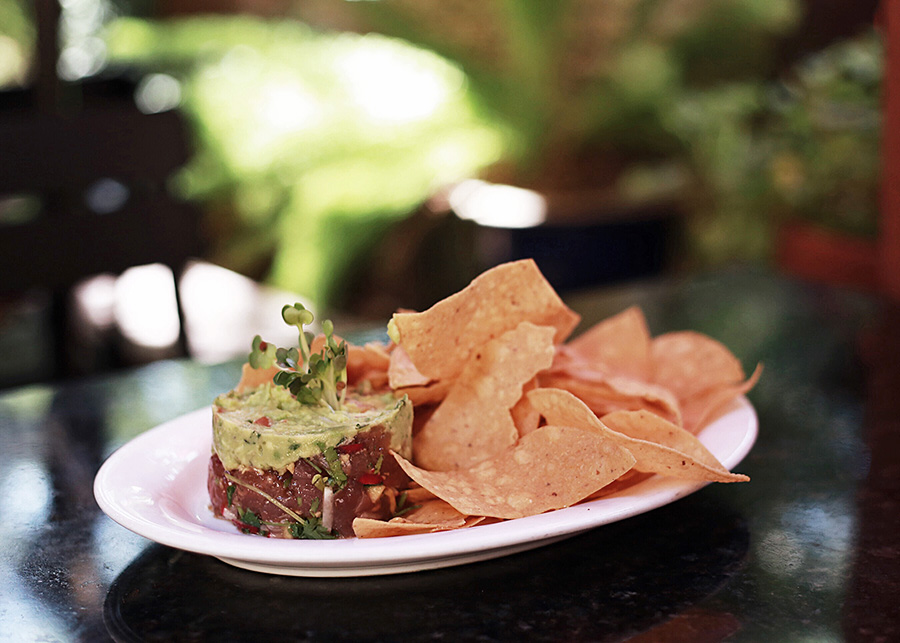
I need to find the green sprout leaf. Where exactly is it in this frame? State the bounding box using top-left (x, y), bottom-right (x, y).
top-left (282, 302), bottom-right (314, 327)
top-left (248, 335), bottom-right (277, 369)
top-left (247, 302), bottom-right (349, 410)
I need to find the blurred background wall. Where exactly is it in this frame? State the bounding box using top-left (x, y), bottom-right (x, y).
top-left (0, 0), bottom-right (883, 387)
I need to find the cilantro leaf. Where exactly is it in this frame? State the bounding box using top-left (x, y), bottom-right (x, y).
top-left (288, 515), bottom-right (336, 540)
top-left (238, 508), bottom-right (261, 528)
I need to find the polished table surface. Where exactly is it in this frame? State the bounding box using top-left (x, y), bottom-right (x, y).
top-left (1, 268), bottom-right (898, 642)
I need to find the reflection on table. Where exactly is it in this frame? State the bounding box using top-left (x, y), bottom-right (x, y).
top-left (1, 267), bottom-right (896, 642)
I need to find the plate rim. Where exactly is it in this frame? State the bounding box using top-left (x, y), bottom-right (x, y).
top-left (94, 397), bottom-right (757, 573)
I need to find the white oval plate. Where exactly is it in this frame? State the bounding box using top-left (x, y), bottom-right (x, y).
top-left (94, 398), bottom-right (756, 577)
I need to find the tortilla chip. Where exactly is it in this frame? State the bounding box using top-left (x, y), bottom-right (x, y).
top-left (402, 499), bottom-right (469, 526)
top-left (413, 322), bottom-right (556, 471)
top-left (397, 380), bottom-right (452, 407)
top-left (526, 388), bottom-right (748, 483)
top-left (388, 345), bottom-right (432, 389)
top-left (681, 363), bottom-right (763, 433)
top-left (353, 517), bottom-right (458, 538)
top-left (600, 408), bottom-right (749, 482)
top-left (390, 259), bottom-right (580, 382)
top-left (401, 486), bottom-right (438, 504)
top-left (309, 332), bottom-right (343, 355)
top-left (234, 363), bottom-right (279, 393)
top-left (565, 306), bottom-right (653, 380)
top-left (352, 498), bottom-right (478, 538)
top-left (345, 343), bottom-right (391, 390)
top-left (585, 470), bottom-right (654, 500)
top-left (511, 378), bottom-right (542, 436)
top-left (651, 331), bottom-right (746, 401)
top-left (393, 424), bottom-right (636, 519)
top-left (313, 332), bottom-right (393, 390)
top-left (539, 371), bottom-right (682, 426)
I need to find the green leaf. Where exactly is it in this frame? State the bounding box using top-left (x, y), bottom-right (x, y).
top-left (288, 515), bottom-right (336, 540)
top-left (282, 303), bottom-right (314, 326)
top-left (247, 303), bottom-right (350, 410)
top-left (393, 491), bottom-right (420, 517)
top-left (248, 334), bottom-right (276, 369)
top-left (314, 444), bottom-right (349, 490)
top-left (239, 508), bottom-right (261, 528)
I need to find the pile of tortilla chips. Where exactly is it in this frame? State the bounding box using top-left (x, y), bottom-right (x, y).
top-left (347, 259), bottom-right (760, 538)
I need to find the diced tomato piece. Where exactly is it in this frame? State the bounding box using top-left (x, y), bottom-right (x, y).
top-left (358, 472), bottom-right (383, 486)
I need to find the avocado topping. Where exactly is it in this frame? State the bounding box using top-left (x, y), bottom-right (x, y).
top-left (213, 385), bottom-right (412, 470)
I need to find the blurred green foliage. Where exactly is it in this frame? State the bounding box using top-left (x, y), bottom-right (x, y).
top-left (0, 1), bottom-right (882, 300)
top-left (763, 33), bottom-right (882, 238)
top-left (347, 1), bottom-right (881, 269)
top-left (105, 16), bottom-right (504, 307)
top-left (351, 0), bottom-right (802, 184)
top-left (665, 30), bottom-right (883, 266)
top-left (0, 0), bottom-right (35, 88)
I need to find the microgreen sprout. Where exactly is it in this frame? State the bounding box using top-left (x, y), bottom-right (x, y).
top-left (247, 303), bottom-right (349, 411)
top-left (248, 335), bottom-right (277, 369)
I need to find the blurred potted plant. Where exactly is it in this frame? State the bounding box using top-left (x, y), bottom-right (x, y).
top-left (330, 0), bottom-right (804, 291)
top-left (763, 31), bottom-right (883, 289)
top-left (664, 28), bottom-right (884, 284)
top-left (346, 0), bottom-right (801, 205)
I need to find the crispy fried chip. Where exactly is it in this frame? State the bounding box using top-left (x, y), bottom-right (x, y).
top-left (527, 388), bottom-right (748, 483)
top-left (390, 259), bottom-right (580, 382)
top-left (352, 499), bottom-right (480, 538)
top-left (397, 380), bottom-right (453, 408)
top-left (539, 370), bottom-right (682, 426)
top-left (681, 363), bottom-right (763, 433)
top-left (231, 266), bottom-right (759, 541)
top-left (346, 342), bottom-right (391, 389)
top-left (352, 518), bottom-right (436, 538)
top-left (234, 363), bottom-right (279, 393)
top-left (413, 322), bottom-right (556, 471)
top-left (353, 518), bottom-right (456, 538)
top-left (393, 425), bottom-right (636, 519)
top-left (585, 470), bottom-right (654, 500)
top-left (401, 486), bottom-right (438, 504)
top-left (402, 498), bottom-right (469, 526)
top-left (348, 342), bottom-right (389, 371)
top-left (651, 331), bottom-right (746, 401)
top-left (388, 345), bottom-right (432, 389)
top-left (600, 409), bottom-right (749, 482)
top-left (565, 306), bottom-right (653, 380)
top-left (511, 378), bottom-right (542, 436)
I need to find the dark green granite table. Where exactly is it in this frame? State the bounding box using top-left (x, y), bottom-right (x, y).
top-left (1, 268), bottom-right (897, 642)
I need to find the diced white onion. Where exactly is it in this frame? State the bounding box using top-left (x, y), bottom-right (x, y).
top-left (322, 487), bottom-right (334, 531)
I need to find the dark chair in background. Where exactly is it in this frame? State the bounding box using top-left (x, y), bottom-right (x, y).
top-left (0, 0), bottom-right (203, 386)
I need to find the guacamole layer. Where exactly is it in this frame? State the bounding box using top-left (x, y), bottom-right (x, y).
top-left (212, 384), bottom-right (412, 471)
